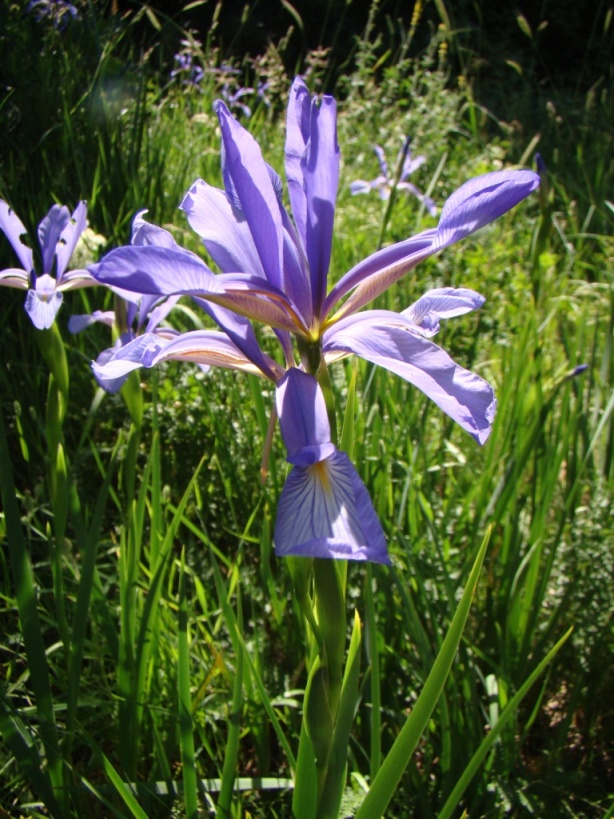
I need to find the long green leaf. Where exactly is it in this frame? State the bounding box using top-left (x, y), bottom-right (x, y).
top-left (436, 627), bottom-right (573, 819)
top-left (178, 550), bottom-right (199, 819)
top-left (354, 527), bottom-right (491, 819)
top-left (0, 408), bottom-right (63, 801)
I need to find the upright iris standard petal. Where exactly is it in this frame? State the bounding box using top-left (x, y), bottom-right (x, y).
top-left (323, 311), bottom-right (496, 444)
top-left (38, 205), bottom-right (69, 276)
top-left (285, 77), bottom-right (312, 245)
top-left (301, 91), bottom-right (339, 316)
top-left (215, 100), bottom-right (286, 293)
top-left (56, 202), bottom-right (88, 280)
top-left (274, 369), bottom-right (389, 563)
top-left (181, 180), bottom-right (266, 278)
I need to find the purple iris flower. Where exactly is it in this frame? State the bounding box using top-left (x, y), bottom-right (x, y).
top-left (89, 212), bottom-right (285, 391)
top-left (89, 76), bottom-right (539, 562)
top-left (220, 84), bottom-right (255, 118)
top-left (0, 200), bottom-right (94, 329)
top-left (171, 53), bottom-right (204, 87)
top-left (27, 0), bottom-right (79, 28)
top-left (90, 76), bottom-right (538, 445)
top-left (69, 212), bottom-right (198, 392)
top-left (351, 138), bottom-right (438, 216)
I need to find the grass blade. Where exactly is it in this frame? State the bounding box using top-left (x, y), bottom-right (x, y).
top-left (436, 627), bottom-right (573, 819)
top-left (178, 550), bottom-right (199, 819)
top-left (354, 527), bottom-right (491, 819)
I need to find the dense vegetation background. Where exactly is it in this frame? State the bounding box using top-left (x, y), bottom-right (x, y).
top-left (0, 0), bottom-right (612, 816)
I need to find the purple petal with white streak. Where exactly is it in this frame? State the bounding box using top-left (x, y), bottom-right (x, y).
top-left (434, 169), bottom-right (539, 250)
top-left (402, 287), bottom-right (485, 337)
top-left (274, 449), bottom-right (390, 563)
top-left (324, 310), bottom-right (496, 444)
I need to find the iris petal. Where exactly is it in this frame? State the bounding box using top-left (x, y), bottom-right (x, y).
top-left (0, 201), bottom-right (33, 273)
top-left (274, 450), bottom-right (389, 563)
top-left (324, 310), bottom-right (496, 444)
top-left (25, 286), bottom-right (63, 330)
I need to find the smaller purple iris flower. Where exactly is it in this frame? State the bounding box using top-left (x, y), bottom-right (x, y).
top-left (0, 200), bottom-right (94, 329)
top-left (27, 0), bottom-right (79, 28)
top-left (351, 138), bottom-right (438, 216)
top-left (220, 84), bottom-right (255, 118)
top-left (171, 53), bottom-right (204, 87)
top-left (70, 212), bottom-right (192, 392)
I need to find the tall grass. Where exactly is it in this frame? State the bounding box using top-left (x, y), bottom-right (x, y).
top-left (0, 0), bottom-right (612, 816)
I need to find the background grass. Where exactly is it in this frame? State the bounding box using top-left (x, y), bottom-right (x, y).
top-left (0, 0), bottom-right (612, 816)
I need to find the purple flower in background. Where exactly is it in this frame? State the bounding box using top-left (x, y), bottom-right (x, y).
top-left (70, 212), bottom-right (205, 392)
top-left (89, 212), bottom-right (285, 391)
top-left (27, 0), bottom-right (79, 28)
top-left (220, 83), bottom-right (254, 118)
top-left (171, 53), bottom-right (204, 87)
top-left (0, 200), bottom-right (95, 329)
top-left (275, 368), bottom-right (389, 562)
top-left (351, 138), bottom-right (438, 216)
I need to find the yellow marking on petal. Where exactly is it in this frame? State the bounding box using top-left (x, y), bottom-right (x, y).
top-left (309, 460), bottom-right (332, 494)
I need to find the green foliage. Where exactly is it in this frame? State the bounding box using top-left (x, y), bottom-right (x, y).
top-left (1, 1), bottom-right (612, 817)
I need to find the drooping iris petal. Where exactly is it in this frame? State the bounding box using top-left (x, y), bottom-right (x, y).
top-left (0, 201), bottom-right (33, 273)
top-left (274, 368), bottom-right (389, 563)
top-left (274, 449), bottom-right (390, 563)
top-left (0, 269), bottom-right (29, 289)
top-left (324, 169), bottom-right (538, 323)
top-left (323, 311), bottom-right (496, 444)
top-left (93, 330), bottom-right (282, 390)
top-left (402, 287), bottom-right (485, 337)
top-left (144, 328), bottom-right (283, 377)
top-left (90, 245), bottom-right (218, 297)
top-left (25, 274), bottom-right (64, 329)
top-left (56, 201), bottom-right (87, 280)
top-left (323, 229), bottom-right (438, 322)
